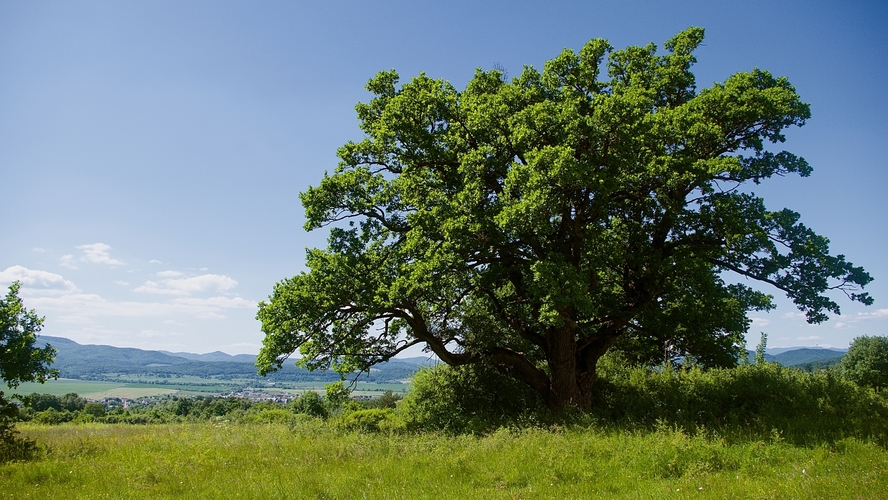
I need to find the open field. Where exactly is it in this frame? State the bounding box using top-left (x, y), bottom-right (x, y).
top-left (2, 423), bottom-right (886, 499)
top-left (11, 380), bottom-right (178, 400)
top-left (271, 381), bottom-right (410, 396)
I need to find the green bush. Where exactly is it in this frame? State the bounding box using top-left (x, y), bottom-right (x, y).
top-left (367, 390), bottom-right (401, 409)
top-left (32, 408), bottom-right (75, 425)
top-left (842, 335), bottom-right (888, 390)
top-left (288, 391), bottom-right (328, 419)
top-left (592, 355), bottom-right (888, 445)
top-left (398, 363), bottom-right (546, 434)
top-left (240, 409), bottom-right (304, 425)
top-left (0, 397), bottom-right (37, 463)
top-left (338, 408), bottom-right (404, 433)
top-left (83, 402), bottom-right (106, 417)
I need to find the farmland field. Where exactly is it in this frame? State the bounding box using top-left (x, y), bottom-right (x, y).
top-left (2, 423), bottom-right (886, 499)
top-left (11, 379), bottom-right (178, 400)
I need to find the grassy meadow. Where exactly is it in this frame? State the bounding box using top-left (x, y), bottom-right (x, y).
top-left (5, 363), bottom-right (888, 498)
top-left (1, 422), bottom-right (886, 499)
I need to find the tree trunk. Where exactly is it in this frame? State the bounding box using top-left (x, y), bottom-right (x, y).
top-left (545, 328), bottom-right (616, 412)
top-left (546, 326), bottom-right (586, 411)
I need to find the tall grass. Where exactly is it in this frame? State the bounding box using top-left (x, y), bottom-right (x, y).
top-left (2, 422), bottom-right (886, 499)
top-left (4, 360), bottom-right (887, 498)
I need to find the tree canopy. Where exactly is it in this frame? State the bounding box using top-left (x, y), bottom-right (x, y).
top-left (257, 28), bottom-right (872, 411)
top-left (1, 281), bottom-right (56, 390)
top-left (1, 281), bottom-right (56, 460)
top-left (842, 336), bottom-right (888, 390)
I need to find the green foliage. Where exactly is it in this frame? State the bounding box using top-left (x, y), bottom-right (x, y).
top-left (3, 423), bottom-right (887, 498)
top-left (81, 402), bottom-right (106, 418)
top-left (398, 364), bottom-right (545, 433)
top-left (257, 28), bottom-right (872, 411)
top-left (324, 381), bottom-right (351, 408)
top-left (1, 282), bottom-right (56, 462)
top-left (369, 390), bottom-right (402, 409)
top-left (31, 408), bottom-right (75, 425)
top-left (0, 397), bottom-right (37, 463)
top-left (755, 332), bottom-right (768, 365)
top-left (338, 408), bottom-right (404, 433)
top-left (593, 354), bottom-right (888, 446)
top-left (25, 393), bottom-right (86, 412)
top-left (239, 408), bottom-right (306, 426)
top-left (288, 391), bottom-right (328, 418)
top-left (842, 335), bottom-right (888, 390)
top-left (1, 282), bottom-right (57, 390)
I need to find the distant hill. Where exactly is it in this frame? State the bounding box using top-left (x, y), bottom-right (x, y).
top-left (771, 348), bottom-right (846, 366)
top-left (159, 350), bottom-right (258, 364)
top-left (745, 347), bottom-right (846, 367)
top-left (38, 336), bottom-right (432, 383)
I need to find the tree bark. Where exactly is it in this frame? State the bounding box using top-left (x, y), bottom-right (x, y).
top-left (546, 326), bottom-right (584, 411)
top-left (545, 328), bottom-right (617, 412)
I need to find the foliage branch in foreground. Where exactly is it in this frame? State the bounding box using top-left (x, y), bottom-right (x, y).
top-left (257, 28), bottom-right (872, 411)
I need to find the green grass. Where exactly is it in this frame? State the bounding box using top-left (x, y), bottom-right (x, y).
top-left (12, 380), bottom-right (145, 399)
top-left (2, 422), bottom-right (885, 499)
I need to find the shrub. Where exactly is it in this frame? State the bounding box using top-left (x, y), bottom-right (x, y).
top-left (398, 363), bottom-right (546, 434)
top-left (83, 402), bottom-right (106, 417)
top-left (0, 398), bottom-right (37, 463)
top-left (288, 391), bottom-right (328, 419)
top-left (592, 354), bottom-right (888, 445)
top-left (32, 407), bottom-right (75, 425)
top-left (240, 409), bottom-right (303, 425)
top-left (842, 335), bottom-right (888, 390)
top-left (338, 408), bottom-right (404, 433)
top-left (368, 390), bottom-right (402, 409)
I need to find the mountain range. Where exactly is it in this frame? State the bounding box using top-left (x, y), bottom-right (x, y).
top-left (746, 347), bottom-right (846, 368)
top-left (38, 336), bottom-right (434, 383)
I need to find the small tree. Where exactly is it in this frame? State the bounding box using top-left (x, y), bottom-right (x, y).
top-left (755, 332), bottom-right (768, 365)
top-left (82, 402), bottom-right (106, 418)
top-left (288, 391), bottom-right (328, 418)
top-left (1, 281), bottom-right (57, 461)
top-left (842, 336), bottom-right (888, 390)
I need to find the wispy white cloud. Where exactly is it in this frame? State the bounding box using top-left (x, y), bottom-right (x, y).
top-left (25, 291), bottom-right (255, 320)
top-left (797, 336), bottom-right (822, 341)
top-left (850, 308), bottom-right (888, 321)
top-left (0, 266), bottom-right (79, 294)
top-left (751, 317), bottom-right (771, 327)
top-left (77, 243), bottom-right (125, 265)
top-left (59, 254), bottom-right (78, 269)
top-left (32, 247), bottom-right (48, 253)
top-left (149, 259), bottom-right (162, 264)
top-left (135, 274), bottom-right (237, 296)
top-left (139, 329), bottom-right (185, 338)
top-left (115, 280), bottom-right (130, 286)
top-left (4, 267), bottom-right (254, 320)
top-left (156, 270), bottom-right (184, 278)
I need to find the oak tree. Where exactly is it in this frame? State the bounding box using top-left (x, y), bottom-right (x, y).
top-left (257, 28), bottom-right (872, 411)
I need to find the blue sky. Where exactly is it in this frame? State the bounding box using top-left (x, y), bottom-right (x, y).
top-left (1, 1), bottom-right (885, 354)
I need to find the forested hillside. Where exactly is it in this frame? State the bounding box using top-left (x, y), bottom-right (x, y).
top-left (39, 336), bottom-right (431, 383)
